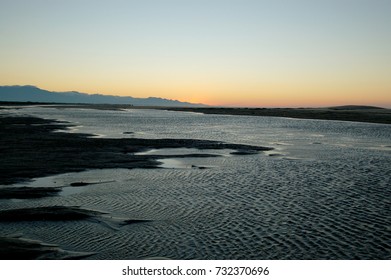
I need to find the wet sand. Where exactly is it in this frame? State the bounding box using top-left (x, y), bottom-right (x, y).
top-left (0, 113), bottom-right (271, 259)
top-left (1, 104), bottom-right (389, 260)
top-left (0, 115), bottom-right (271, 185)
top-left (0, 235), bottom-right (94, 260)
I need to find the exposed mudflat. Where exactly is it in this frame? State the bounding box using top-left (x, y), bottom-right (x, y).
top-left (0, 106), bottom-right (390, 260)
top-left (0, 113), bottom-right (272, 259)
top-left (0, 115), bottom-right (270, 185)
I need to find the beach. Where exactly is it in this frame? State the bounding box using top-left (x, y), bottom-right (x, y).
top-left (0, 107), bottom-right (271, 259)
top-left (0, 104), bottom-right (390, 259)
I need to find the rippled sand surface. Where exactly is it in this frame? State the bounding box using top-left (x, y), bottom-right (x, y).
top-left (1, 107), bottom-right (390, 259)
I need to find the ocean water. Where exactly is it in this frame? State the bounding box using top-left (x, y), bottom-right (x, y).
top-left (1, 106), bottom-right (390, 259)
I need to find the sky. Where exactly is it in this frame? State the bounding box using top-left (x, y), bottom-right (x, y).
top-left (1, 0), bottom-right (390, 107)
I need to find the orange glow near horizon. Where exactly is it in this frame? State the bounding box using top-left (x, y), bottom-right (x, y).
top-left (18, 81), bottom-right (389, 108)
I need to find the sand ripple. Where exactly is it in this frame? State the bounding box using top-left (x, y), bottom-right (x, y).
top-left (1, 109), bottom-right (390, 259)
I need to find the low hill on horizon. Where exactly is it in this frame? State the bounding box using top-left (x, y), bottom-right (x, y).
top-left (0, 85), bottom-right (205, 107)
top-left (327, 105), bottom-right (385, 110)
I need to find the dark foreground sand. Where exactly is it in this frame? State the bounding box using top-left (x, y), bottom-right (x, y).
top-left (0, 113), bottom-right (271, 259)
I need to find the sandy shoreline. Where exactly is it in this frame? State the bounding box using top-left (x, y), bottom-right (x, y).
top-left (1, 105), bottom-right (390, 260)
top-left (0, 112), bottom-right (272, 259)
top-left (2, 102), bottom-right (391, 124)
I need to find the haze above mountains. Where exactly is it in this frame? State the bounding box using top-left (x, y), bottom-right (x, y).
top-left (0, 86), bottom-right (205, 107)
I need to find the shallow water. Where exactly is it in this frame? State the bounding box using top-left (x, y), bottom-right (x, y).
top-left (1, 107), bottom-right (390, 259)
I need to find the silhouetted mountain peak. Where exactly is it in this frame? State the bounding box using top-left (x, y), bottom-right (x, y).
top-left (0, 85), bottom-right (205, 107)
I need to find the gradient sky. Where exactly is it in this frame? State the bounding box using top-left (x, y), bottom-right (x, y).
top-left (1, 0), bottom-right (390, 107)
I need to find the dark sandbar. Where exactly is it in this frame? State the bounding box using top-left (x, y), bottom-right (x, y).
top-left (0, 206), bottom-right (103, 222)
top-left (0, 186), bottom-right (62, 199)
top-left (161, 106), bottom-right (391, 124)
top-left (0, 235), bottom-right (94, 260)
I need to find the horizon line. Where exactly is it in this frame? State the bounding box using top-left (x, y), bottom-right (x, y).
top-left (1, 84), bottom-right (390, 109)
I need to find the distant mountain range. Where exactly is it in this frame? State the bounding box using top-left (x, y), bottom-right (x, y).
top-left (0, 85), bottom-right (205, 107)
